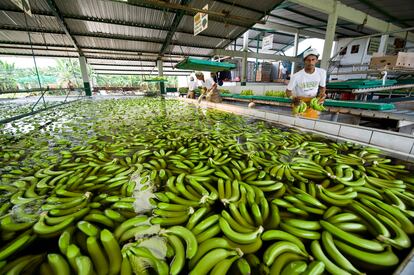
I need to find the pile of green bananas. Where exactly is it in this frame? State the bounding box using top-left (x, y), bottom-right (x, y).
top-left (0, 98), bottom-right (413, 274)
top-left (293, 101), bottom-right (308, 114)
top-left (310, 98), bottom-right (326, 111)
top-left (264, 91), bottom-right (286, 97)
top-left (240, 90), bottom-right (254, 96)
top-left (219, 89), bottom-right (231, 94)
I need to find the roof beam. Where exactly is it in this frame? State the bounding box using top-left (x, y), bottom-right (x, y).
top-left (72, 32), bottom-right (215, 50)
top-left (289, 0), bottom-right (414, 42)
top-left (213, 49), bottom-right (301, 62)
top-left (253, 21), bottom-right (327, 39)
top-left (249, 28), bottom-right (300, 38)
top-left (159, 0), bottom-right (192, 56)
top-left (93, 68), bottom-right (192, 72)
top-left (90, 63), bottom-right (177, 67)
top-left (0, 52), bottom-right (202, 61)
top-left (95, 72), bottom-right (190, 75)
top-left (0, 40), bottom-right (202, 57)
top-left (45, 0), bottom-right (82, 56)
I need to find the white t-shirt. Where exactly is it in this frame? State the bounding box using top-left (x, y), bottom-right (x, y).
top-left (188, 80), bottom-right (197, 91)
top-left (287, 68), bottom-right (326, 97)
top-left (200, 78), bottom-right (215, 90)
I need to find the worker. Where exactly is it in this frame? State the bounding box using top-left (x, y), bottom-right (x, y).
top-left (286, 48), bottom-right (326, 119)
top-left (195, 72), bottom-right (222, 103)
top-left (187, 76), bottom-right (197, 99)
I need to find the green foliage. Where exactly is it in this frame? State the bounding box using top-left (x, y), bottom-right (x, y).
top-left (0, 60), bottom-right (17, 90)
top-left (240, 89), bottom-right (254, 95)
top-left (0, 58), bottom-right (179, 91)
top-left (264, 90), bottom-right (287, 97)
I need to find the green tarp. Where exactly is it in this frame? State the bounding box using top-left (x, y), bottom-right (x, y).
top-left (221, 94), bottom-right (396, 111)
top-left (175, 57), bottom-right (236, 72)
top-left (327, 79), bottom-right (397, 89)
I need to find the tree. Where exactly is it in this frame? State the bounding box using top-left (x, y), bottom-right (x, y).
top-left (0, 61), bottom-right (18, 91)
top-left (55, 58), bottom-right (81, 87)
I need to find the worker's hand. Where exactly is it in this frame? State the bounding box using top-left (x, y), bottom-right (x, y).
top-left (317, 94), bottom-right (326, 104)
top-left (292, 97), bottom-right (301, 105)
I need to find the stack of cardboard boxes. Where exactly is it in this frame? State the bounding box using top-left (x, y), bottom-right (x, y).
top-left (369, 52), bottom-right (414, 70)
top-left (256, 62), bottom-right (273, 82)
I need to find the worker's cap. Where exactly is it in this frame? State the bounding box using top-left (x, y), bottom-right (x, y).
top-left (303, 48), bottom-right (320, 60)
top-left (195, 71), bottom-right (204, 77)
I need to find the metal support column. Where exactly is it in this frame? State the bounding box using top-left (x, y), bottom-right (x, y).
top-left (360, 37), bottom-right (370, 65)
top-left (378, 34), bottom-right (389, 55)
top-left (241, 31), bottom-right (249, 86)
top-left (79, 56), bottom-right (91, 96)
top-left (157, 59), bottom-right (165, 94)
top-left (254, 33), bottom-right (261, 82)
top-left (321, 0), bottom-right (338, 70)
top-left (291, 32), bottom-right (299, 75)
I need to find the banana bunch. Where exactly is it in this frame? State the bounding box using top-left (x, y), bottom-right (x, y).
top-left (293, 100), bottom-right (308, 114)
top-left (310, 97), bottom-right (326, 111)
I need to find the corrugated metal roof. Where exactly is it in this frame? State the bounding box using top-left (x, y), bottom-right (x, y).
top-left (74, 36), bottom-right (162, 52)
top-left (0, 12), bottom-right (61, 31)
top-left (339, 0), bottom-right (414, 27)
top-left (0, 30), bottom-right (72, 46)
top-left (65, 19), bottom-right (168, 40)
top-left (1, 0), bottom-right (412, 74)
top-left (0, 47), bottom-right (78, 57)
top-left (55, 0), bottom-right (176, 30)
top-left (172, 32), bottom-right (229, 49)
top-left (170, 45), bottom-right (213, 57)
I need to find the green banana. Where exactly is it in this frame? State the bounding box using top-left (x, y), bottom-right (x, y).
top-left (219, 217), bottom-right (264, 244)
top-left (269, 252), bottom-right (307, 275)
top-left (319, 220), bottom-right (384, 252)
top-left (101, 229), bottom-right (122, 275)
top-left (280, 222), bottom-right (321, 240)
top-left (310, 240), bottom-right (352, 275)
top-left (164, 234), bottom-right (185, 275)
top-left (188, 237), bottom-right (232, 269)
top-left (0, 231), bottom-right (34, 261)
top-left (163, 226), bottom-right (198, 259)
top-left (189, 248), bottom-right (238, 275)
top-left (334, 239), bottom-right (399, 267)
top-left (86, 236), bottom-right (109, 275)
top-left (321, 231), bottom-right (362, 274)
top-left (263, 241), bottom-right (308, 266)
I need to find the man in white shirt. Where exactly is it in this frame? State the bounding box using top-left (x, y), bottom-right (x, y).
top-left (187, 76), bottom-right (197, 99)
top-left (195, 72), bottom-right (222, 103)
top-left (286, 48), bottom-right (326, 118)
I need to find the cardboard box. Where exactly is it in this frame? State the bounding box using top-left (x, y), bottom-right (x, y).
top-left (369, 52), bottom-right (414, 69)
